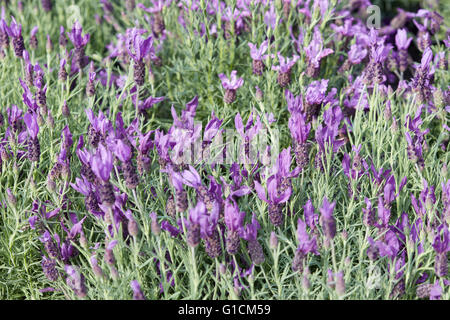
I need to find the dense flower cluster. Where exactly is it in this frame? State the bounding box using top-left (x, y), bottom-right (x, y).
top-left (0, 0), bottom-right (448, 301)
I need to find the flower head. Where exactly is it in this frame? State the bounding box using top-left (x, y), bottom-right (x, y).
top-left (126, 28), bottom-right (153, 61)
top-left (296, 218), bottom-right (319, 255)
top-left (272, 52), bottom-right (299, 73)
top-left (305, 27), bottom-right (333, 69)
top-left (218, 70), bottom-right (244, 90)
top-left (248, 40), bottom-right (268, 60)
top-left (224, 200), bottom-right (246, 233)
top-left (67, 20), bottom-right (90, 48)
top-left (23, 112), bottom-right (39, 139)
top-left (319, 196), bottom-right (336, 240)
top-left (395, 28), bottom-right (413, 50)
top-left (91, 144), bottom-right (114, 182)
top-left (239, 213), bottom-right (260, 242)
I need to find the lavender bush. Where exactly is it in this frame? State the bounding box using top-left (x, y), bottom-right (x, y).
top-left (0, 0), bottom-right (449, 300)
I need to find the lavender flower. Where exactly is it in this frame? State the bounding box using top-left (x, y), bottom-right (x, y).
top-left (114, 139), bottom-right (139, 189)
top-left (304, 79), bottom-right (329, 122)
top-left (248, 40), bottom-right (268, 75)
top-left (239, 213), bottom-right (265, 265)
top-left (186, 201), bottom-right (206, 248)
top-left (59, 26), bottom-right (67, 48)
top-left (23, 112), bottom-right (40, 162)
top-left (292, 218), bottom-right (319, 273)
top-left (272, 52), bottom-right (299, 87)
top-left (41, 0), bottom-right (52, 12)
top-left (304, 199), bottom-right (319, 231)
top-left (41, 256), bottom-right (58, 281)
top-left (288, 109), bottom-right (311, 170)
top-left (91, 145), bottom-right (115, 207)
top-left (416, 9), bottom-right (443, 35)
top-left (131, 280), bottom-right (146, 300)
top-left (68, 21), bottom-right (90, 71)
top-left (411, 48), bottom-right (434, 104)
top-left (319, 197), bottom-right (336, 241)
top-left (0, 9), bottom-right (9, 49)
top-left (432, 225), bottom-right (449, 277)
top-left (254, 176), bottom-right (290, 228)
top-left (218, 70), bottom-right (244, 104)
top-left (264, 4), bottom-right (279, 30)
top-left (126, 28), bottom-right (153, 86)
top-left (6, 16), bottom-right (24, 57)
top-left (305, 27), bottom-right (333, 77)
top-left (65, 265), bottom-right (87, 298)
top-left (29, 26), bottom-right (38, 50)
top-left (86, 62), bottom-right (96, 97)
top-left (314, 106), bottom-right (345, 171)
top-left (138, 1), bottom-right (170, 36)
top-left (413, 20), bottom-right (431, 52)
top-left (395, 29), bottom-right (412, 73)
top-left (339, 44), bottom-right (367, 72)
top-left (234, 112), bottom-right (261, 164)
top-left (224, 200), bottom-right (245, 255)
top-left (200, 202), bottom-right (222, 259)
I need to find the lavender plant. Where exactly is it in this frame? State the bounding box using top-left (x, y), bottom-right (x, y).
top-left (0, 0), bottom-right (448, 301)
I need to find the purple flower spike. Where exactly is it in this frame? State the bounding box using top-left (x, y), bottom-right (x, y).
top-left (114, 139), bottom-right (132, 163)
top-left (219, 70), bottom-right (244, 104)
top-left (68, 20), bottom-right (90, 71)
top-left (264, 3), bottom-right (279, 30)
top-left (131, 280), bottom-right (146, 300)
top-left (272, 52), bottom-right (299, 87)
top-left (319, 197), bottom-right (336, 241)
top-left (224, 200), bottom-right (245, 255)
top-left (433, 224), bottom-right (449, 278)
top-left (296, 218), bottom-right (319, 255)
top-left (395, 28), bottom-right (413, 50)
top-left (23, 112), bottom-right (39, 139)
top-left (303, 199), bottom-right (318, 231)
top-left (248, 40), bottom-right (268, 61)
top-left (289, 111), bottom-right (311, 170)
top-left (240, 213), bottom-right (265, 265)
top-left (339, 44), bottom-right (367, 73)
top-left (68, 20), bottom-right (90, 48)
top-left (395, 29), bottom-right (412, 72)
top-left (292, 216), bottom-right (319, 273)
top-left (186, 201), bottom-right (207, 247)
top-left (65, 265), bottom-right (87, 298)
top-left (305, 27), bottom-right (333, 77)
top-left (91, 144), bottom-right (114, 182)
top-left (126, 28), bottom-right (153, 86)
top-left (248, 40), bottom-right (268, 75)
top-left (272, 52), bottom-right (299, 73)
top-left (219, 70), bottom-right (244, 90)
top-left (6, 16), bottom-right (24, 57)
top-left (138, 95), bottom-right (165, 112)
top-left (126, 28), bottom-right (153, 62)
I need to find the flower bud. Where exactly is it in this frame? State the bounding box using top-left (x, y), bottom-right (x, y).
top-left (79, 232), bottom-right (88, 249)
top-left (128, 219), bottom-right (139, 237)
top-left (269, 231), bottom-right (278, 249)
top-left (219, 263), bottom-right (227, 275)
top-left (46, 34), bottom-right (53, 53)
top-left (62, 101), bottom-right (70, 118)
top-left (255, 86), bottom-right (264, 101)
top-left (47, 177), bottom-right (56, 192)
top-left (302, 274), bottom-right (311, 292)
top-left (6, 188), bottom-right (17, 207)
top-left (46, 112), bottom-right (55, 129)
top-left (150, 212), bottom-right (161, 236)
top-left (335, 271), bottom-right (345, 296)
